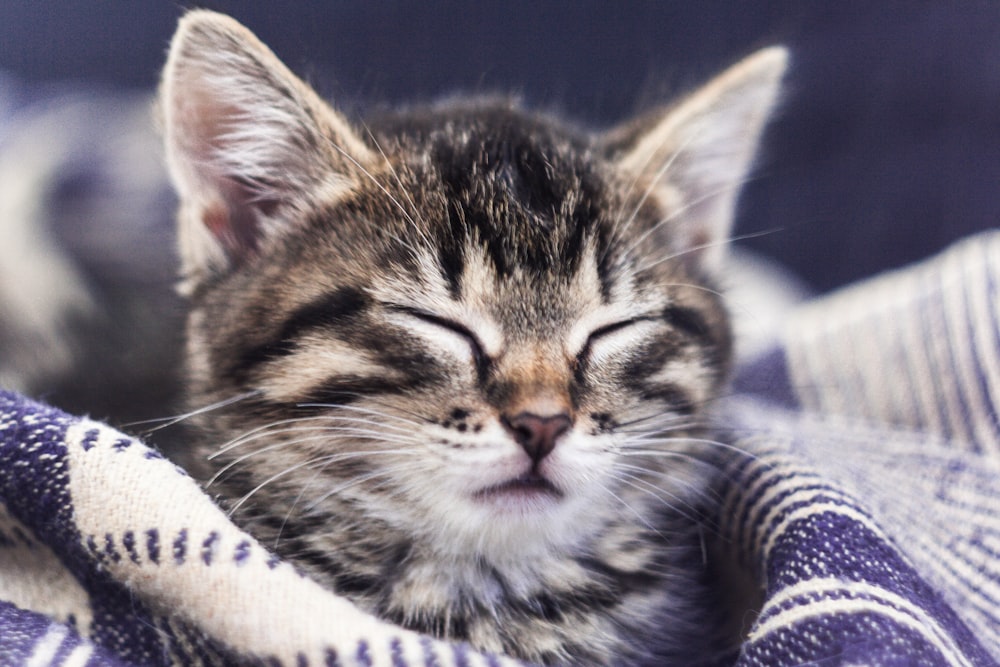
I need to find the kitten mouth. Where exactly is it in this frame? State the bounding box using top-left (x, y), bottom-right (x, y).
top-left (475, 473), bottom-right (563, 500)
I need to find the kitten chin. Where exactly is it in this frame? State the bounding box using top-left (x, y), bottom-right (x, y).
top-left (160, 9), bottom-right (785, 665)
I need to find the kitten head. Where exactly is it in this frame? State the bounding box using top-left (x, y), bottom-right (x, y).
top-left (161, 10), bottom-right (784, 566)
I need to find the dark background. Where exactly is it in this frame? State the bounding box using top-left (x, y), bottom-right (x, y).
top-left (3, 1), bottom-right (1000, 293)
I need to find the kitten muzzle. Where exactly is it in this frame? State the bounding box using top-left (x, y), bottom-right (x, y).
top-left (474, 472), bottom-right (563, 500)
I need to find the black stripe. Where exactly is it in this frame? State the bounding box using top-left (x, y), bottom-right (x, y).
top-left (594, 225), bottom-right (616, 303)
top-left (232, 317), bottom-right (446, 410)
top-left (231, 287), bottom-right (370, 381)
top-left (637, 381), bottom-right (696, 415)
top-left (299, 372), bottom-right (430, 408)
top-left (662, 304), bottom-right (732, 375)
top-left (623, 336), bottom-right (697, 414)
top-left (661, 305), bottom-right (710, 342)
top-left (232, 339), bottom-right (297, 382)
top-left (438, 201), bottom-right (467, 297)
top-left (388, 306), bottom-right (490, 382)
top-left (576, 556), bottom-right (662, 597)
top-left (281, 287), bottom-right (371, 342)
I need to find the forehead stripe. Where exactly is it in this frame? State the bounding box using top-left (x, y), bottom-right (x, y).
top-left (662, 305), bottom-right (711, 343)
top-left (280, 287), bottom-right (372, 342)
top-left (229, 286), bottom-right (371, 382)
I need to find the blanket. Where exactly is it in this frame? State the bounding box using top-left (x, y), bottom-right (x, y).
top-left (3, 232), bottom-right (1000, 666)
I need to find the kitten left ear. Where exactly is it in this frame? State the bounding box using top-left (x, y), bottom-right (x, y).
top-left (159, 10), bottom-right (375, 290)
top-left (607, 47), bottom-right (788, 273)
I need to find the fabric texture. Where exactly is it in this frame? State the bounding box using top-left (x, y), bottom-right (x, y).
top-left (3, 232), bottom-right (1000, 666)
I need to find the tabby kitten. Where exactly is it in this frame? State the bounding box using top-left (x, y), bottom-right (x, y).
top-left (160, 11), bottom-right (784, 665)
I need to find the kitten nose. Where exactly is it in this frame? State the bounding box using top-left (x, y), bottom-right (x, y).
top-left (503, 412), bottom-right (572, 463)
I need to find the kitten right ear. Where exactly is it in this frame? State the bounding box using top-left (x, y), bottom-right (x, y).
top-left (160, 10), bottom-right (373, 289)
top-left (607, 47), bottom-right (787, 274)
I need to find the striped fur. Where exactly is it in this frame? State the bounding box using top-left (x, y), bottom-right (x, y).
top-left (161, 10), bottom-right (785, 665)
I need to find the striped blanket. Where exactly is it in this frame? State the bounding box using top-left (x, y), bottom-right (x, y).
top-left (3, 232), bottom-right (1000, 666)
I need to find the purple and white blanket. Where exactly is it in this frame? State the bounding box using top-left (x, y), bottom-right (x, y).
top-left (3, 226), bottom-right (1000, 665)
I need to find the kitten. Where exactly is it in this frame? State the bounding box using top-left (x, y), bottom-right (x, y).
top-left (160, 10), bottom-right (784, 665)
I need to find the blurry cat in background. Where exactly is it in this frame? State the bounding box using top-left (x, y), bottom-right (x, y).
top-left (0, 86), bottom-right (184, 443)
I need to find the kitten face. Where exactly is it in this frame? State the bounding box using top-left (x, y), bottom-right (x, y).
top-left (188, 105), bottom-right (731, 562)
top-left (161, 10), bottom-right (784, 664)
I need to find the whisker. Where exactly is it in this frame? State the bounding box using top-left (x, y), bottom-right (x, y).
top-left (274, 458), bottom-right (429, 549)
top-left (327, 141), bottom-right (434, 252)
top-left (614, 421), bottom-right (708, 439)
top-left (620, 180), bottom-right (747, 263)
top-left (211, 415), bottom-right (422, 459)
top-left (614, 462), bottom-right (721, 503)
top-left (601, 134), bottom-right (699, 274)
top-left (613, 472), bottom-right (705, 524)
top-left (611, 408), bottom-right (704, 430)
top-left (222, 448), bottom-right (420, 515)
top-left (361, 122), bottom-right (426, 229)
top-left (210, 429), bottom-right (421, 483)
top-left (296, 401), bottom-right (429, 428)
top-left (645, 280), bottom-right (729, 301)
top-left (615, 448), bottom-right (716, 466)
top-left (125, 391), bottom-right (261, 432)
top-left (592, 478), bottom-right (673, 543)
top-left (625, 435), bottom-right (758, 460)
top-left (613, 131), bottom-right (699, 238)
top-left (634, 226), bottom-right (783, 275)
top-left (615, 416), bottom-right (705, 434)
top-left (303, 460), bottom-right (433, 511)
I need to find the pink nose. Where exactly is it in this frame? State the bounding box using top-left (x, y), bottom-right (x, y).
top-left (502, 412), bottom-right (572, 463)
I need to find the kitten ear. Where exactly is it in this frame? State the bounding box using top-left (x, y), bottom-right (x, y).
top-left (608, 47), bottom-right (787, 273)
top-left (159, 10), bottom-right (374, 288)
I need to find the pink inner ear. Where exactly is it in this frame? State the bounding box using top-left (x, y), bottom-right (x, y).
top-left (202, 178), bottom-right (263, 262)
top-left (168, 78), bottom-right (262, 261)
top-left (202, 202), bottom-right (230, 241)
top-left (183, 96), bottom-right (270, 260)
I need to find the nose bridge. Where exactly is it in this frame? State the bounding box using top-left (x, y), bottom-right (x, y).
top-left (502, 341), bottom-right (573, 417)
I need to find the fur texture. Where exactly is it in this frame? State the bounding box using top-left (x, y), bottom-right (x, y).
top-left (160, 10), bottom-right (785, 665)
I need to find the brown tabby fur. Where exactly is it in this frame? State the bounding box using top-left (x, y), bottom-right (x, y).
top-left (160, 10), bottom-right (785, 665)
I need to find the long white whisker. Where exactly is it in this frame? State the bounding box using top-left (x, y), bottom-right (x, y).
top-left (212, 423), bottom-right (314, 460)
top-left (616, 416), bottom-right (703, 433)
top-left (616, 448), bottom-right (714, 464)
top-left (614, 462), bottom-right (720, 503)
top-left (210, 429), bottom-right (421, 483)
top-left (304, 460), bottom-right (431, 511)
top-left (328, 141), bottom-right (433, 251)
top-left (362, 123), bottom-right (426, 229)
top-left (593, 478), bottom-right (672, 542)
top-left (126, 391), bottom-right (261, 432)
top-left (222, 448), bottom-right (419, 514)
top-left (611, 408), bottom-right (703, 430)
top-left (614, 131), bottom-right (700, 237)
top-left (621, 180), bottom-right (743, 263)
top-left (635, 226), bottom-right (782, 275)
top-left (296, 402), bottom-right (428, 428)
top-left (211, 416), bottom-right (422, 459)
top-left (212, 428), bottom-right (422, 481)
top-left (613, 472), bottom-right (704, 524)
top-left (627, 435), bottom-right (758, 461)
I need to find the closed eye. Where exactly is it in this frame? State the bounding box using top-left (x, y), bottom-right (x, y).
top-left (390, 306), bottom-right (489, 369)
top-left (575, 317), bottom-right (652, 368)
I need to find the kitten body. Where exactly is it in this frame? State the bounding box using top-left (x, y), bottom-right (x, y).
top-left (161, 11), bottom-right (784, 665)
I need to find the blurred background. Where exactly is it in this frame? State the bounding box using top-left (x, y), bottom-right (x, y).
top-left (1, 2), bottom-right (998, 444)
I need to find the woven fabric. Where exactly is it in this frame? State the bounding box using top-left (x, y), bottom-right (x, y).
top-left (3, 232), bottom-right (1000, 666)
